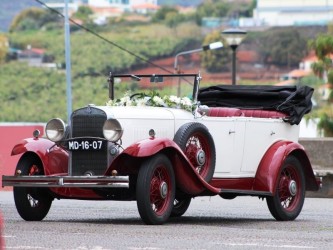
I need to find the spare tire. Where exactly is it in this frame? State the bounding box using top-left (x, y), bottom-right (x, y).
top-left (173, 122), bottom-right (216, 182)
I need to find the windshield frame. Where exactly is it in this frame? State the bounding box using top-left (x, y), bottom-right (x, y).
top-left (107, 73), bottom-right (202, 104)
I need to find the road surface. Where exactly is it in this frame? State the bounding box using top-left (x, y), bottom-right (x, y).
top-left (1, 191), bottom-right (332, 249)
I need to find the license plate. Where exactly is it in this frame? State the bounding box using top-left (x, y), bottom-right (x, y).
top-left (67, 139), bottom-right (106, 151)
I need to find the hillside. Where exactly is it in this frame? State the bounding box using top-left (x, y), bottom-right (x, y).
top-left (0, 0), bottom-right (40, 32)
top-left (0, 0), bottom-right (203, 32)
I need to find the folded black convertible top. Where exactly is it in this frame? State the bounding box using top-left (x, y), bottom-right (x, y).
top-left (197, 85), bottom-right (314, 125)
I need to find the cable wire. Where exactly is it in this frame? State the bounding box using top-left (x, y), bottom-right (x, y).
top-left (34, 0), bottom-right (174, 74)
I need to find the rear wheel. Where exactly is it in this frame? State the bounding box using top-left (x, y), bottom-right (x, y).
top-left (13, 155), bottom-right (53, 221)
top-left (136, 154), bottom-right (175, 225)
top-left (266, 156), bottom-right (305, 221)
top-left (171, 196), bottom-right (191, 217)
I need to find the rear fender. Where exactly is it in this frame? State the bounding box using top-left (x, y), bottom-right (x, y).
top-left (253, 140), bottom-right (318, 195)
top-left (11, 138), bottom-right (68, 175)
top-left (107, 137), bottom-right (220, 195)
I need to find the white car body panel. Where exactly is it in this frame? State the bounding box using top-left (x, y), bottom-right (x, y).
top-left (98, 105), bottom-right (300, 179)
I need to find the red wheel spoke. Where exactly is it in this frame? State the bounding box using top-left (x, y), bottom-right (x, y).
top-left (149, 166), bottom-right (171, 215)
top-left (277, 165), bottom-right (300, 210)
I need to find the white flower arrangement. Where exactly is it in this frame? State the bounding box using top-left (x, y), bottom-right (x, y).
top-left (106, 91), bottom-right (194, 112)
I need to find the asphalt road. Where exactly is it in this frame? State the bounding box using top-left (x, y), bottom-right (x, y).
top-left (1, 191), bottom-right (332, 250)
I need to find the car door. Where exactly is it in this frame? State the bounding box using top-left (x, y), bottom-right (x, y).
top-left (202, 117), bottom-right (246, 178)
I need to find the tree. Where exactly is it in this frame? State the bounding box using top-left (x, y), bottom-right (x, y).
top-left (72, 5), bottom-right (93, 24)
top-left (0, 34), bottom-right (9, 64)
top-left (152, 6), bottom-right (178, 22)
top-left (256, 28), bottom-right (307, 68)
top-left (73, 6), bottom-right (93, 19)
top-left (201, 31), bottom-right (230, 73)
top-left (308, 34), bottom-right (333, 136)
top-left (165, 12), bottom-right (185, 29)
top-left (308, 34), bottom-right (333, 83)
top-left (9, 7), bottom-right (59, 32)
top-left (195, 0), bottom-right (230, 25)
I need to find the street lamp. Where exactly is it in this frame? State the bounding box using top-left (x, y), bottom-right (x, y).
top-left (173, 41), bottom-right (223, 96)
top-left (221, 28), bottom-right (247, 85)
top-left (174, 41), bottom-right (223, 73)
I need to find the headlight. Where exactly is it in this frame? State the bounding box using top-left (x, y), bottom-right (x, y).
top-left (103, 119), bottom-right (123, 142)
top-left (45, 118), bottom-right (66, 142)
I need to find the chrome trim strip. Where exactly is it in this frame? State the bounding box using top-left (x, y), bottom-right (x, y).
top-left (2, 175), bottom-right (129, 188)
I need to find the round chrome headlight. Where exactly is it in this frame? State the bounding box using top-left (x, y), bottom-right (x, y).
top-left (103, 119), bottom-right (123, 142)
top-left (45, 118), bottom-right (66, 142)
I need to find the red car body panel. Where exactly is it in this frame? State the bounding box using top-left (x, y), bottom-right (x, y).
top-left (9, 137), bottom-right (317, 198)
top-left (11, 138), bottom-right (69, 176)
top-left (253, 140), bottom-right (317, 194)
top-left (0, 212), bottom-right (4, 250)
top-left (108, 137), bottom-right (221, 195)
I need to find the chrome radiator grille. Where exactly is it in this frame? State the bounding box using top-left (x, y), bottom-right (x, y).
top-left (71, 107), bottom-right (107, 176)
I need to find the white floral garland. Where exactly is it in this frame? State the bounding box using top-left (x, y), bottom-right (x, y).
top-left (106, 92), bottom-right (194, 112)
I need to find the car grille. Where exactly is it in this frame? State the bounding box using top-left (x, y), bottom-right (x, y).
top-left (71, 106), bottom-right (107, 176)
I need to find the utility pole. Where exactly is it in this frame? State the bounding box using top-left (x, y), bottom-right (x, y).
top-left (64, 0), bottom-right (72, 124)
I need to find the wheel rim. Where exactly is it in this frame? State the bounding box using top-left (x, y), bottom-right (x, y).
top-left (27, 164), bottom-right (41, 208)
top-left (184, 132), bottom-right (212, 177)
top-left (150, 166), bottom-right (172, 216)
top-left (277, 165), bottom-right (301, 211)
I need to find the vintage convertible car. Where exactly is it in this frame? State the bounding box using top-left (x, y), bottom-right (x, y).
top-left (2, 73), bottom-right (320, 225)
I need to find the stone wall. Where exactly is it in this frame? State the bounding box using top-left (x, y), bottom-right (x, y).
top-left (300, 138), bottom-right (333, 198)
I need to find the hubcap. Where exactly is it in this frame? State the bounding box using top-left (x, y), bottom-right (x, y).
top-left (289, 180), bottom-right (297, 196)
top-left (160, 181), bottom-right (168, 199)
top-left (196, 149), bottom-right (206, 166)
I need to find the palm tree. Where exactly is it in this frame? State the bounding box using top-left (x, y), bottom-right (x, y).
top-left (308, 34), bottom-right (333, 136)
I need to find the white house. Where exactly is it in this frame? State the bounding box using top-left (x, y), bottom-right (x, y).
top-left (87, 0), bottom-right (157, 11)
top-left (253, 0), bottom-right (333, 26)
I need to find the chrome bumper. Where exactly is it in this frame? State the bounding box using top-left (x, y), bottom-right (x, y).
top-left (2, 175), bottom-right (129, 188)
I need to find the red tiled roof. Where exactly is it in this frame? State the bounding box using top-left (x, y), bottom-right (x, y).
top-left (274, 79), bottom-right (296, 86)
top-left (237, 50), bottom-right (259, 63)
top-left (302, 51), bottom-right (333, 62)
top-left (90, 6), bottom-right (123, 14)
top-left (132, 3), bottom-right (160, 10)
top-left (288, 69), bottom-right (311, 78)
top-left (319, 83), bottom-right (333, 89)
top-left (21, 48), bottom-right (45, 55)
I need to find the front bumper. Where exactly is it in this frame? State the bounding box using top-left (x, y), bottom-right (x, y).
top-left (2, 175), bottom-right (129, 188)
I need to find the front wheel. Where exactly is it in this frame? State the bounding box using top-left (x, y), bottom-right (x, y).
top-left (13, 154), bottom-right (53, 221)
top-left (136, 154), bottom-right (175, 225)
top-left (266, 156), bottom-right (305, 221)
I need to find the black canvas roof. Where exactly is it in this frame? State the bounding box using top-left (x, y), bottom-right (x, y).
top-left (198, 85), bottom-right (314, 125)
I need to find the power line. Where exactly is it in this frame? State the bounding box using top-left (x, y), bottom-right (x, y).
top-left (34, 0), bottom-right (173, 74)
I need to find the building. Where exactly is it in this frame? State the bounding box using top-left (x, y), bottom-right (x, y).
top-left (42, 0), bottom-right (83, 13)
top-left (87, 0), bottom-right (157, 11)
top-left (42, 0), bottom-right (158, 15)
top-left (17, 47), bottom-right (46, 66)
top-left (253, 0), bottom-right (333, 27)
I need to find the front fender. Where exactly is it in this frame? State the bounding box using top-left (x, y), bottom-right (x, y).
top-left (119, 137), bottom-right (180, 157)
top-left (11, 138), bottom-right (68, 175)
top-left (107, 137), bottom-right (221, 195)
top-left (253, 140), bottom-right (318, 194)
top-left (12, 137), bottom-right (55, 158)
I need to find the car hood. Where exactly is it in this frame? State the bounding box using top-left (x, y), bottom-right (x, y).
top-left (96, 106), bottom-right (194, 147)
top-left (97, 106), bottom-right (193, 120)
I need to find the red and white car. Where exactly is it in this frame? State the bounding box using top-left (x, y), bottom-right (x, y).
top-left (2, 73), bottom-right (320, 224)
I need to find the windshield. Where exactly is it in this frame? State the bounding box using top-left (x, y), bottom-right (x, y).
top-left (108, 73), bottom-right (200, 103)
